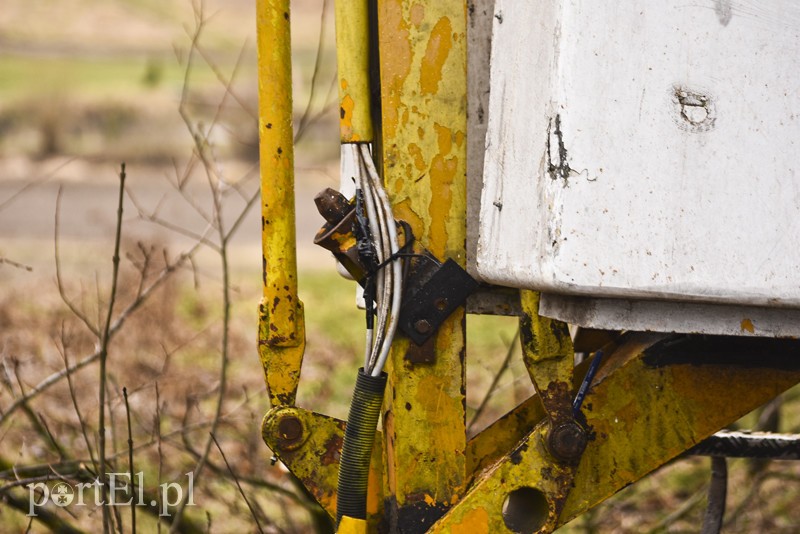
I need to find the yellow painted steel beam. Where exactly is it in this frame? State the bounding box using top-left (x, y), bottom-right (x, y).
top-left (465, 356), bottom-right (595, 484)
top-left (262, 407), bottom-right (385, 527)
top-left (256, 0), bottom-right (306, 406)
top-left (334, 0), bottom-right (374, 143)
top-left (376, 1), bottom-right (469, 529)
top-left (432, 333), bottom-right (800, 533)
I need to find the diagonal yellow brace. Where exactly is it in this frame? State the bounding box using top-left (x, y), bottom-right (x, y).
top-left (434, 333), bottom-right (800, 533)
top-left (256, 0), bottom-right (306, 407)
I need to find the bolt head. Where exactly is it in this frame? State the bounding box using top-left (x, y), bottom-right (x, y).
top-left (414, 319), bottom-right (432, 335)
top-left (547, 422), bottom-right (587, 463)
top-left (278, 416), bottom-right (303, 442)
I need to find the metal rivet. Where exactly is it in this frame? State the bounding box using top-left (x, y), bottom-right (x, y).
top-left (414, 319), bottom-right (432, 335)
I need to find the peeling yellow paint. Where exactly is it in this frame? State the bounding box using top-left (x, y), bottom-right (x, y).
top-left (741, 318), bottom-right (755, 333)
top-left (379, 0), bottom-right (412, 140)
top-left (333, 0), bottom-right (373, 142)
top-left (410, 3), bottom-right (425, 27)
top-left (408, 143), bottom-right (426, 171)
top-left (420, 17), bottom-right (453, 95)
top-left (377, 0), bottom-right (468, 518)
top-left (454, 130), bottom-right (465, 147)
top-left (428, 154), bottom-right (457, 259)
top-left (434, 123), bottom-right (453, 155)
top-left (340, 93), bottom-right (360, 141)
top-left (450, 506), bottom-right (489, 534)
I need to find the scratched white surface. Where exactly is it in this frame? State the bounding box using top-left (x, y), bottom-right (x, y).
top-left (477, 1), bottom-right (800, 308)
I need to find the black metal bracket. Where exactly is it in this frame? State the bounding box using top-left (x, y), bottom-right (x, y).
top-left (312, 187), bottom-right (479, 347)
top-left (398, 258), bottom-right (479, 346)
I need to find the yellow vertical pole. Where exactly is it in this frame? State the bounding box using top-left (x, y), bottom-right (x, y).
top-left (376, 0), bottom-right (468, 529)
top-left (256, 0), bottom-right (306, 407)
top-left (334, 0), bottom-right (374, 143)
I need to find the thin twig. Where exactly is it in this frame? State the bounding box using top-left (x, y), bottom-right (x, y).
top-left (55, 186), bottom-right (100, 338)
top-left (0, 245), bottom-right (199, 427)
top-left (98, 163), bottom-right (127, 533)
top-left (210, 433), bottom-right (265, 534)
top-left (156, 382), bottom-right (165, 534)
top-left (124, 387), bottom-right (137, 534)
top-left (0, 157), bottom-right (75, 212)
top-left (467, 328), bottom-right (520, 435)
top-left (647, 486), bottom-right (706, 533)
top-left (0, 257), bottom-right (33, 271)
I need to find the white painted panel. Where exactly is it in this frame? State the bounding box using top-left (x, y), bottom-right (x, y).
top-left (477, 1), bottom-right (800, 308)
top-left (541, 293), bottom-right (800, 338)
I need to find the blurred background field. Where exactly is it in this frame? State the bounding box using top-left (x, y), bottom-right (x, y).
top-left (0, 1), bottom-right (799, 532)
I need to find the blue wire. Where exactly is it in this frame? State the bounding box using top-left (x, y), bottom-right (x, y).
top-left (572, 350), bottom-right (604, 417)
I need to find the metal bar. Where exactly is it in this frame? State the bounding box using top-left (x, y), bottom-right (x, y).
top-left (701, 456), bottom-right (727, 534)
top-left (688, 430), bottom-right (800, 460)
top-left (432, 332), bottom-right (800, 532)
top-left (256, 0), bottom-right (306, 406)
top-left (376, 1), bottom-right (469, 530)
top-left (334, 0), bottom-right (374, 143)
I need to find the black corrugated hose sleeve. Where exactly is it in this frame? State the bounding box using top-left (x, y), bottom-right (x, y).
top-left (336, 368), bottom-right (387, 527)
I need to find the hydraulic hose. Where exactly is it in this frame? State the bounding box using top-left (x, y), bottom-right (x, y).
top-left (336, 368), bottom-right (387, 526)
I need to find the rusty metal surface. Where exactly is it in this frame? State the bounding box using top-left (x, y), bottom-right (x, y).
top-left (256, 3), bottom-right (800, 533)
top-left (256, 0), bottom-right (306, 407)
top-left (376, 0), bottom-right (469, 530)
top-left (262, 407), bottom-right (385, 526)
top-left (334, 0), bottom-right (374, 142)
top-left (434, 333), bottom-right (800, 532)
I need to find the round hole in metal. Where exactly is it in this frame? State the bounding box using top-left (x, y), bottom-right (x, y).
top-left (501, 486), bottom-right (550, 533)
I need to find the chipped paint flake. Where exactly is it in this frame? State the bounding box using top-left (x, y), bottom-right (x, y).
top-left (420, 17), bottom-right (453, 95)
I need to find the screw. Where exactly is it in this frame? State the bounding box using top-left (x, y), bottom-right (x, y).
top-left (433, 297), bottom-right (448, 311)
top-left (414, 319), bottom-right (432, 335)
top-left (547, 422), bottom-right (587, 463)
top-left (277, 416), bottom-right (303, 443)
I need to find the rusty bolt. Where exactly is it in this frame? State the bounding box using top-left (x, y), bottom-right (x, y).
top-left (433, 297), bottom-right (449, 311)
top-left (547, 422), bottom-right (587, 463)
top-left (277, 416), bottom-right (303, 446)
top-left (314, 188), bottom-right (351, 224)
top-left (414, 319), bottom-right (432, 335)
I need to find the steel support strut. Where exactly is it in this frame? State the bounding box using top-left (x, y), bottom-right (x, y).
top-left (256, 0), bottom-right (306, 408)
top-left (375, 1), bottom-right (469, 531)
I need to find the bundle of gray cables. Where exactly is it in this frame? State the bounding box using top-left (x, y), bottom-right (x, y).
top-left (347, 143), bottom-right (403, 377)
